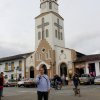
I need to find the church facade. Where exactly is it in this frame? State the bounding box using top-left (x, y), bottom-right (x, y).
top-left (33, 0), bottom-right (83, 78)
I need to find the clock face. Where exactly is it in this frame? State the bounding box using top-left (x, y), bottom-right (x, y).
top-left (41, 3), bottom-right (46, 9)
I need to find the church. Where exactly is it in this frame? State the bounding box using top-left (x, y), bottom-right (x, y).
top-left (33, 0), bottom-right (84, 78)
top-left (0, 0), bottom-right (92, 80)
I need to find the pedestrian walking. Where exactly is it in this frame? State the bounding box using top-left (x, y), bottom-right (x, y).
top-left (73, 73), bottom-right (80, 89)
top-left (0, 73), bottom-right (3, 100)
top-left (35, 66), bottom-right (50, 100)
top-left (72, 73), bottom-right (81, 96)
top-left (0, 72), bottom-right (4, 97)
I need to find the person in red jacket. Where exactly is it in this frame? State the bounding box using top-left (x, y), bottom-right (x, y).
top-left (0, 73), bottom-right (3, 100)
top-left (0, 72), bottom-right (4, 97)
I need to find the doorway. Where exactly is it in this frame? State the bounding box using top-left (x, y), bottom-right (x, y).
top-left (30, 66), bottom-right (34, 78)
top-left (60, 63), bottom-right (67, 77)
top-left (88, 63), bottom-right (96, 77)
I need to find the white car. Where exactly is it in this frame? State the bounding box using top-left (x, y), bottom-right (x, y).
top-left (94, 75), bottom-right (100, 85)
top-left (18, 78), bottom-right (29, 87)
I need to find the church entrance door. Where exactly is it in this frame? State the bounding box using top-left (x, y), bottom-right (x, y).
top-left (30, 66), bottom-right (34, 78)
top-left (60, 63), bottom-right (67, 77)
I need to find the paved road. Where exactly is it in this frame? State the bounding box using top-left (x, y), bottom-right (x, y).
top-left (2, 85), bottom-right (100, 100)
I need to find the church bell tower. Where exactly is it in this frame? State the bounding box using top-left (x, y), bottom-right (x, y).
top-left (35, 0), bottom-right (65, 50)
top-left (34, 0), bottom-right (65, 77)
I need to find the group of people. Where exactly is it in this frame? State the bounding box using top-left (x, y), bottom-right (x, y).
top-left (0, 72), bottom-right (4, 100)
top-left (35, 66), bottom-right (80, 100)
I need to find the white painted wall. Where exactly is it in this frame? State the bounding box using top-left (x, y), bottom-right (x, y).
top-left (55, 46), bottom-right (73, 75)
top-left (35, 13), bottom-right (65, 50)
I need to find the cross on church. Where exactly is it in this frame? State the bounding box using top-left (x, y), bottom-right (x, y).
top-left (37, 18), bottom-right (49, 39)
top-left (54, 19), bottom-right (63, 39)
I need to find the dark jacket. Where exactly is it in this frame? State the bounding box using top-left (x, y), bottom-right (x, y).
top-left (0, 77), bottom-right (4, 86)
top-left (73, 74), bottom-right (79, 85)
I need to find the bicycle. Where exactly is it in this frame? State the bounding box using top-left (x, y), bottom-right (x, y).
top-left (73, 87), bottom-right (81, 97)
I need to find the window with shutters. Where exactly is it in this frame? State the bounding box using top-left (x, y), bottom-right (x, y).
top-left (19, 61), bottom-right (22, 70)
top-left (5, 63), bottom-right (8, 71)
top-left (11, 62), bottom-right (14, 71)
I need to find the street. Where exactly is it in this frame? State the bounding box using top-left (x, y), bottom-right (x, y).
top-left (2, 85), bottom-right (100, 100)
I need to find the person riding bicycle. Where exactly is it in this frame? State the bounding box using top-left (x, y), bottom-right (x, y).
top-left (73, 73), bottom-right (80, 89)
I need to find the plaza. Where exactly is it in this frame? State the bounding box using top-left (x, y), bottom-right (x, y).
top-left (2, 85), bottom-right (100, 100)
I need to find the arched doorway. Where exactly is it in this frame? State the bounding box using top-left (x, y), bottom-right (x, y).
top-left (30, 66), bottom-right (34, 78)
top-left (60, 63), bottom-right (67, 77)
top-left (41, 64), bottom-right (48, 75)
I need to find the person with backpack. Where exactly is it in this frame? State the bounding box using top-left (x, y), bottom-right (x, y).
top-left (35, 66), bottom-right (50, 100)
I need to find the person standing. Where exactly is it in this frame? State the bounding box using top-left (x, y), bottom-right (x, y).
top-left (0, 73), bottom-right (3, 100)
top-left (35, 66), bottom-right (50, 100)
top-left (0, 72), bottom-right (4, 97)
top-left (73, 73), bottom-right (80, 89)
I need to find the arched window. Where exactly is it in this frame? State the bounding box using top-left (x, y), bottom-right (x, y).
top-left (61, 32), bottom-right (63, 40)
top-left (46, 29), bottom-right (49, 38)
top-left (49, 2), bottom-right (52, 9)
top-left (55, 30), bottom-right (57, 38)
top-left (38, 32), bottom-right (41, 40)
top-left (58, 32), bottom-right (60, 40)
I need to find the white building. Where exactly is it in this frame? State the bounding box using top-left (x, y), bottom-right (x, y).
top-left (74, 54), bottom-right (100, 77)
top-left (0, 52), bottom-right (35, 79)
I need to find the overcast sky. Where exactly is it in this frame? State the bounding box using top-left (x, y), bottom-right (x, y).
top-left (0, 0), bottom-right (100, 57)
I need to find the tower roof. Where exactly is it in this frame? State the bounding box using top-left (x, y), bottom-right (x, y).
top-left (40, 0), bottom-right (58, 5)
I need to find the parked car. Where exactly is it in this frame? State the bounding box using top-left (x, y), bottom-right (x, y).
top-left (94, 75), bottom-right (100, 85)
top-left (17, 78), bottom-right (28, 87)
top-left (24, 78), bottom-right (37, 87)
top-left (79, 74), bottom-right (94, 85)
top-left (4, 79), bottom-right (17, 87)
top-left (4, 79), bottom-right (9, 87)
